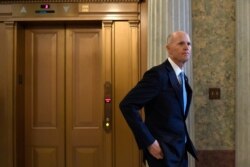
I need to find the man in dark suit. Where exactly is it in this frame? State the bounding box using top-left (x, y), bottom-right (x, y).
top-left (119, 31), bottom-right (198, 167)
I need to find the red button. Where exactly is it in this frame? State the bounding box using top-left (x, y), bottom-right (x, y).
top-left (105, 98), bottom-right (111, 103)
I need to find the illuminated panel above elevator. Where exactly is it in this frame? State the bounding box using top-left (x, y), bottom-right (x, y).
top-left (11, 3), bottom-right (139, 20)
top-left (12, 3), bottom-right (78, 17)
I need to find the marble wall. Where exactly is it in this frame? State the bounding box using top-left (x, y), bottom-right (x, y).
top-left (192, 0), bottom-right (236, 166)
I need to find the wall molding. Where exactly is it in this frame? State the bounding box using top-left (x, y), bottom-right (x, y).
top-left (0, 0), bottom-right (142, 3)
top-left (236, 1), bottom-right (250, 166)
top-left (196, 150), bottom-right (235, 167)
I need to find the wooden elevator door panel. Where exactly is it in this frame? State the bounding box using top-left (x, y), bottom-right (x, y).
top-left (23, 21), bottom-right (141, 167)
top-left (24, 24), bottom-right (107, 167)
top-left (24, 25), bottom-right (66, 167)
top-left (65, 26), bottom-right (104, 167)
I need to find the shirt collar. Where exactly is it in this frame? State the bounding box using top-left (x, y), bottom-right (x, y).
top-left (168, 57), bottom-right (183, 76)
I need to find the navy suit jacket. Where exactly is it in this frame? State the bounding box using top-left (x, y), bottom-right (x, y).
top-left (119, 60), bottom-right (197, 165)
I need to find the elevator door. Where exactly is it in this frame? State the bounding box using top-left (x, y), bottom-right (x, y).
top-left (24, 23), bottom-right (108, 167)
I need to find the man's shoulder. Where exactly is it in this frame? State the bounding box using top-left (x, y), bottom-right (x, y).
top-left (148, 60), bottom-right (170, 73)
top-left (142, 60), bottom-right (171, 81)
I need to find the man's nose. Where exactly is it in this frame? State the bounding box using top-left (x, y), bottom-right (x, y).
top-left (184, 43), bottom-right (190, 49)
top-left (184, 45), bottom-right (189, 49)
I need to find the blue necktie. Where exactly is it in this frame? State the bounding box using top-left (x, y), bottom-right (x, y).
top-left (179, 72), bottom-right (187, 114)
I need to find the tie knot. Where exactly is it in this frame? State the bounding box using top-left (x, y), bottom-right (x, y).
top-left (179, 72), bottom-right (184, 84)
top-left (180, 71), bottom-right (185, 76)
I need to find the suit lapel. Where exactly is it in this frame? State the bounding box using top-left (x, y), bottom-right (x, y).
top-left (164, 60), bottom-right (193, 118)
top-left (165, 60), bottom-right (184, 114)
top-left (184, 75), bottom-right (192, 118)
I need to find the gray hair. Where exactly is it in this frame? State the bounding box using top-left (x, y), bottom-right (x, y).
top-left (166, 31), bottom-right (188, 46)
top-left (166, 33), bottom-right (174, 46)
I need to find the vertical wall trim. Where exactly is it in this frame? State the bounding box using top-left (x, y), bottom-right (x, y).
top-left (129, 20), bottom-right (140, 86)
top-left (147, 0), bottom-right (194, 167)
top-left (4, 21), bottom-right (15, 167)
top-left (102, 21), bottom-right (113, 167)
top-left (236, 1), bottom-right (250, 167)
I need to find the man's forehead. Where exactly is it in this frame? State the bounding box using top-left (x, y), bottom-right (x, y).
top-left (167, 31), bottom-right (190, 44)
top-left (173, 38), bottom-right (191, 43)
top-left (172, 33), bottom-right (190, 41)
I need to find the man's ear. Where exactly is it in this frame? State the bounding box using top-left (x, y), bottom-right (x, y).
top-left (166, 44), bottom-right (170, 51)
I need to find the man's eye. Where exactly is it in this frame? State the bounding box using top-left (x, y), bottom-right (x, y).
top-left (178, 42), bottom-right (185, 45)
top-left (178, 42), bottom-right (191, 46)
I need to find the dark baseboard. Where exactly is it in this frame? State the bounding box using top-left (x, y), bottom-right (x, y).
top-left (195, 150), bottom-right (235, 167)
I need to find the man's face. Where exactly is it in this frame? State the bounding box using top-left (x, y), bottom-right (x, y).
top-left (167, 32), bottom-right (191, 68)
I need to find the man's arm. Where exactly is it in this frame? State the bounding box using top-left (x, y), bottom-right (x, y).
top-left (119, 68), bottom-right (162, 149)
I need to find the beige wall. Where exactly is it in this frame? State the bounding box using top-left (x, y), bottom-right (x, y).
top-left (192, 0), bottom-right (236, 150)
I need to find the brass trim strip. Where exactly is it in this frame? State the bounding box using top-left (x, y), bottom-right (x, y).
top-left (0, 0), bottom-right (142, 3)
